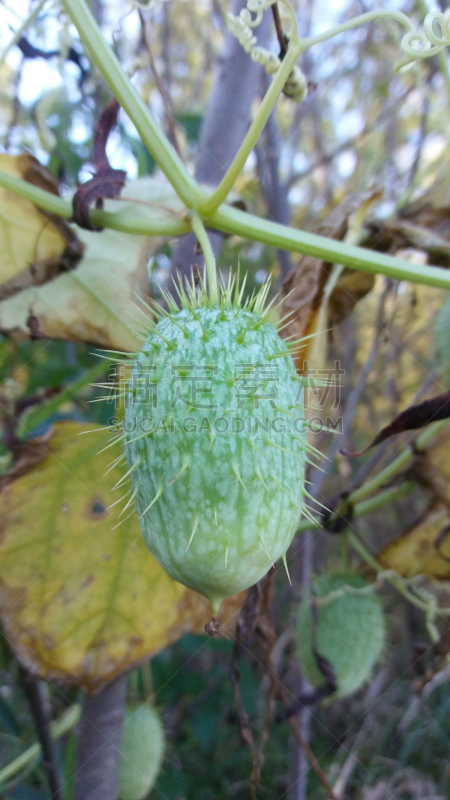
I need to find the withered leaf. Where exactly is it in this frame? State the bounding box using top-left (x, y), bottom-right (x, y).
top-left (280, 190), bottom-right (381, 366)
top-left (72, 98), bottom-right (126, 231)
top-left (341, 392), bottom-right (450, 458)
top-left (377, 506), bottom-right (450, 579)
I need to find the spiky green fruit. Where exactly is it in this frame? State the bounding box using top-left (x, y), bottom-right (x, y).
top-left (297, 574), bottom-right (385, 699)
top-left (122, 280), bottom-right (310, 613)
top-left (118, 705), bottom-right (164, 800)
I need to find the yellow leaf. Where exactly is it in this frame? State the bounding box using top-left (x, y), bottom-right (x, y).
top-left (0, 154), bottom-right (79, 293)
top-left (0, 177), bottom-right (177, 351)
top-left (0, 423), bottom-right (243, 691)
top-left (418, 425), bottom-right (450, 506)
top-left (377, 507), bottom-right (450, 579)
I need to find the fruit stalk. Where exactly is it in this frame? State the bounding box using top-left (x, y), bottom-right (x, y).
top-left (191, 213), bottom-right (219, 303)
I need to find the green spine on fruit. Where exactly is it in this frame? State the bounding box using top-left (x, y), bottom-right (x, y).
top-left (118, 705), bottom-right (164, 800)
top-left (120, 276), bottom-right (313, 613)
top-left (297, 573), bottom-right (385, 699)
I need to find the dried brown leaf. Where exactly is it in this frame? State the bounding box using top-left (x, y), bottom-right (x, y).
top-left (280, 190), bottom-right (381, 366)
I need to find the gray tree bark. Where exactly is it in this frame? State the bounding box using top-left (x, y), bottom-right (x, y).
top-left (170, 0), bottom-right (271, 282)
top-left (72, 676), bottom-right (128, 800)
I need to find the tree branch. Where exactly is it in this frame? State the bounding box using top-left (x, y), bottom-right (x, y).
top-left (21, 673), bottom-right (64, 800)
top-left (72, 675), bottom-right (128, 800)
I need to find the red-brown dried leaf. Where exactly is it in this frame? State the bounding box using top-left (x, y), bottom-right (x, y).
top-left (341, 391), bottom-right (450, 458)
top-left (72, 99), bottom-right (126, 231)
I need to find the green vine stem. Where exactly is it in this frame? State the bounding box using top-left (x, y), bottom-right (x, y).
top-left (191, 214), bottom-right (219, 303)
top-left (199, 6), bottom-right (417, 215)
top-left (347, 530), bottom-right (450, 623)
top-left (210, 204), bottom-right (450, 290)
top-left (349, 419), bottom-right (447, 504)
top-left (0, 170), bottom-right (189, 237)
top-left (298, 9), bottom-right (414, 54)
top-left (0, 705), bottom-right (80, 788)
top-left (347, 480), bottom-right (415, 517)
top-left (295, 419), bottom-right (449, 534)
top-left (59, 0), bottom-right (202, 208)
top-left (418, 0), bottom-right (450, 97)
top-left (198, 0), bottom-right (302, 215)
top-left (297, 484), bottom-right (450, 624)
top-left (3, 170), bottom-right (450, 291)
top-left (295, 480), bottom-right (415, 534)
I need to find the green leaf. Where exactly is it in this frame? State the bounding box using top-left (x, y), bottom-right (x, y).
top-left (175, 113), bottom-right (203, 143)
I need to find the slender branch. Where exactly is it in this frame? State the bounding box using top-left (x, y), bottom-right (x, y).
top-left (275, 678), bottom-right (339, 800)
top-left (59, 0), bottom-right (202, 208)
top-left (346, 529), bottom-right (447, 614)
top-left (72, 676), bottom-right (127, 800)
top-left (21, 674), bottom-right (64, 800)
top-left (295, 476), bottom-right (431, 535)
top-left (350, 480), bottom-right (415, 516)
top-left (255, 71), bottom-right (292, 282)
top-left (17, 362), bottom-right (106, 438)
top-left (0, 706), bottom-right (80, 788)
top-left (138, 9), bottom-right (183, 159)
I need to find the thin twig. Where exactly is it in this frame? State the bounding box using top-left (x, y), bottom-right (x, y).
top-left (230, 584), bottom-right (262, 799)
top-left (230, 569), bottom-right (278, 799)
top-left (139, 10), bottom-right (183, 160)
top-left (21, 672), bottom-right (64, 800)
top-left (276, 677), bottom-right (339, 800)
